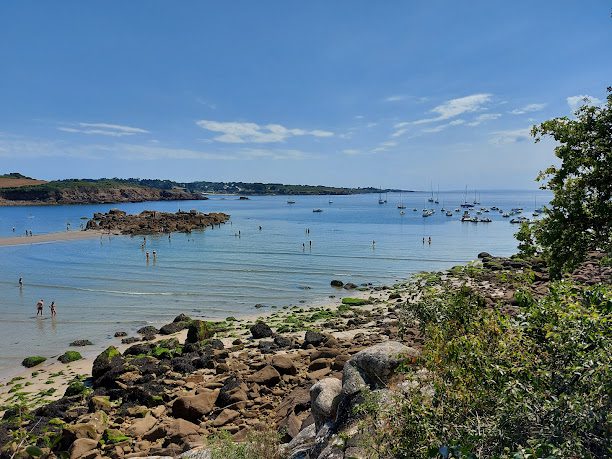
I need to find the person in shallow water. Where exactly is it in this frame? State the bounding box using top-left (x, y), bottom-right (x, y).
top-left (50, 301), bottom-right (56, 317)
top-left (36, 299), bottom-right (44, 316)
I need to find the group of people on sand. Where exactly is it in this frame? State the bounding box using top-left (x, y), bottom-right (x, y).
top-left (35, 298), bottom-right (56, 317)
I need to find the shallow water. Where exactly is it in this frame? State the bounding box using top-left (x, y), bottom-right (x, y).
top-left (0, 190), bottom-right (549, 376)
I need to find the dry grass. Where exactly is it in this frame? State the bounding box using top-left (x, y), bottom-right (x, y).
top-left (0, 178), bottom-right (46, 188)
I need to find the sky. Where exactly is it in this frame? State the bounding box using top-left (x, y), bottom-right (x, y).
top-left (0, 1), bottom-right (610, 190)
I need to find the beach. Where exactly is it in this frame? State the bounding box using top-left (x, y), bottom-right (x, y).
top-left (0, 230), bottom-right (105, 247)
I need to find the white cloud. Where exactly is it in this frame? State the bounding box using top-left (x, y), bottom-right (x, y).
top-left (466, 113), bottom-right (501, 126)
top-left (384, 95), bottom-right (406, 102)
top-left (567, 95), bottom-right (603, 113)
top-left (490, 128), bottom-right (532, 145)
top-left (195, 120), bottom-right (333, 143)
top-left (421, 119), bottom-right (466, 133)
top-left (412, 93), bottom-right (492, 125)
top-left (58, 122), bottom-right (149, 137)
top-left (342, 149), bottom-right (361, 155)
top-left (510, 103), bottom-right (546, 115)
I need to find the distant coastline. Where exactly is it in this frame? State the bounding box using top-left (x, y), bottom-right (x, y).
top-left (0, 173), bottom-right (413, 206)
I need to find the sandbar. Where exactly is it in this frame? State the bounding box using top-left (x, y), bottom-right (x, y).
top-left (0, 230), bottom-right (108, 247)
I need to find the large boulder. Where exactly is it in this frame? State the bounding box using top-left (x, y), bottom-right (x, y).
top-left (91, 346), bottom-right (123, 380)
top-left (342, 341), bottom-right (418, 396)
top-left (69, 438), bottom-right (98, 459)
top-left (310, 378), bottom-right (342, 430)
top-left (172, 389), bottom-right (220, 422)
top-left (248, 365), bottom-right (281, 386)
top-left (216, 376), bottom-right (248, 408)
top-left (186, 320), bottom-right (215, 343)
top-left (270, 355), bottom-right (297, 375)
top-left (303, 330), bottom-right (326, 348)
top-left (250, 322), bottom-right (274, 339)
top-left (159, 320), bottom-right (190, 335)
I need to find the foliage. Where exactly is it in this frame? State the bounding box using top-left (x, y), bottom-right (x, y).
top-left (363, 281), bottom-right (611, 458)
top-left (530, 88), bottom-right (612, 278)
top-left (57, 351), bottom-right (82, 364)
top-left (515, 221), bottom-right (538, 258)
top-left (208, 429), bottom-right (284, 459)
top-left (341, 297), bottom-right (370, 306)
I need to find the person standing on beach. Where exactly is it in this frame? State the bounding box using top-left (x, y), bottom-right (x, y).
top-left (36, 299), bottom-right (44, 316)
top-left (50, 301), bottom-right (56, 317)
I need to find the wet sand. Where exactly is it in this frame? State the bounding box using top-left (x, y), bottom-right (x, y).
top-left (0, 230), bottom-right (108, 247)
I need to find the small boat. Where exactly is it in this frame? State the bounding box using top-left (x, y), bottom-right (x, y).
top-left (479, 217), bottom-right (492, 223)
top-left (461, 216), bottom-right (478, 223)
top-left (328, 200), bottom-right (333, 204)
top-left (313, 208), bottom-right (323, 213)
top-left (422, 209), bottom-right (434, 217)
top-left (502, 213), bottom-right (510, 218)
top-left (510, 216), bottom-right (529, 224)
top-left (434, 185), bottom-right (440, 204)
top-left (446, 211), bottom-right (453, 217)
top-left (399, 210), bottom-right (405, 215)
top-left (287, 199), bottom-right (296, 204)
top-left (397, 191), bottom-right (406, 209)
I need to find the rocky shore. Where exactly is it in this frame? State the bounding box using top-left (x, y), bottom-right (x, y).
top-left (85, 210), bottom-right (230, 235)
top-left (1, 252), bottom-right (609, 459)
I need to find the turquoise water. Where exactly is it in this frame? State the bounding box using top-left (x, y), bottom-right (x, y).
top-left (0, 191), bottom-right (549, 376)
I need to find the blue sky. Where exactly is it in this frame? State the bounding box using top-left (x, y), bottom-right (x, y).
top-left (0, 1), bottom-right (610, 190)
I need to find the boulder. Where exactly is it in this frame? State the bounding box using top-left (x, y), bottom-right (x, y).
top-left (248, 365), bottom-right (281, 386)
top-left (160, 320), bottom-right (190, 335)
top-left (143, 418), bottom-right (201, 447)
top-left (212, 408), bottom-right (239, 427)
top-left (217, 376), bottom-right (248, 408)
top-left (91, 346), bottom-right (123, 380)
top-left (342, 341), bottom-right (418, 396)
top-left (173, 313), bottom-right (192, 323)
top-left (22, 356), bottom-right (46, 368)
top-left (310, 378), bottom-right (342, 430)
top-left (69, 339), bottom-right (93, 347)
top-left (303, 330), bottom-right (326, 348)
top-left (172, 389), bottom-right (220, 422)
top-left (250, 322), bottom-right (274, 339)
top-left (114, 331), bottom-right (127, 337)
top-left (270, 355), bottom-right (297, 375)
top-left (186, 320), bottom-right (215, 343)
top-left (58, 351), bottom-right (82, 364)
top-left (477, 251), bottom-right (492, 259)
top-left (137, 325), bottom-right (159, 335)
top-left (343, 282), bottom-right (358, 290)
top-left (330, 280), bottom-right (344, 287)
top-left (126, 413), bottom-right (158, 437)
top-left (69, 438), bottom-right (98, 459)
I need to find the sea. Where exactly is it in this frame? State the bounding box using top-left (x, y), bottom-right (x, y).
top-left (0, 190), bottom-right (550, 377)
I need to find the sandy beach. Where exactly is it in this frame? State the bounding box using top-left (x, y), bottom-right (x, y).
top-left (0, 230), bottom-right (107, 247)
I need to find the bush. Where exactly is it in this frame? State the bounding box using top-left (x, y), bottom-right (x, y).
top-left (362, 281), bottom-right (611, 458)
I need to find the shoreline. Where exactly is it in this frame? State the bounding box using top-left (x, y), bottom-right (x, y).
top-left (0, 283), bottom-right (375, 410)
top-left (0, 230), bottom-right (109, 247)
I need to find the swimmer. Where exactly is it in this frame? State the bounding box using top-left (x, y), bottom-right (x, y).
top-left (36, 299), bottom-right (44, 316)
top-left (146, 251), bottom-right (150, 261)
top-left (428, 236), bottom-right (432, 245)
top-left (422, 237), bottom-right (425, 244)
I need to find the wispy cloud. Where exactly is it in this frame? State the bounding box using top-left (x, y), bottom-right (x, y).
top-left (466, 113), bottom-right (501, 126)
top-left (384, 95), bottom-right (407, 102)
top-left (567, 94), bottom-right (603, 113)
top-left (195, 120), bottom-right (334, 143)
top-left (510, 103), bottom-right (546, 115)
top-left (58, 122), bottom-right (149, 137)
top-left (342, 149), bottom-right (361, 156)
top-left (421, 119), bottom-right (466, 133)
top-left (410, 93), bottom-right (492, 125)
top-left (490, 128), bottom-right (532, 144)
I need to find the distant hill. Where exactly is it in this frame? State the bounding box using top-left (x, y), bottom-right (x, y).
top-left (0, 172), bottom-right (47, 189)
top-left (0, 175), bottom-right (412, 206)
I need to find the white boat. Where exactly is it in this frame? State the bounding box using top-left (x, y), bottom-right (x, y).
top-left (313, 208), bottom-right (323, 213)
top-left (399, 210), bottom-right (405, 215)
top-left (461, 186), bottom-right (474, 208)
top-left (287, 199), bottom-right (296, 204)
top-left (446, 211), bottom-right (453, 217)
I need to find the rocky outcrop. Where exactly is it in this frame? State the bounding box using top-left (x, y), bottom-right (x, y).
top-left (86, 209), bottom-right (230, 235)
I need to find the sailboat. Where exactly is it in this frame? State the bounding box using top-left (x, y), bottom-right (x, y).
top-left (427, 182), bottom-right (434, 202)
top-left (461, 186), bottom-right (475, 208)
top-left (397, 192), bottom-right (406, 209)
top-left (378, 188), bottom-right (385, 205)
top-left (434, 185), bottom-right (439, 204)
top-left (473, 190), bottom-right (481, 205)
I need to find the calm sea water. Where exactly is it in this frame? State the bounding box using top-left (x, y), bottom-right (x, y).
top-left (0, 190), bottom-right (549, 377)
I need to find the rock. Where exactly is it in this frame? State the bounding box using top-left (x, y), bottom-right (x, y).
top-left (69, 339), bottom-right (93, 347)
top-left (274, 335), bottom-right (296, 348)
top-left (250, 322), bottom-right (274, 339)
top-left (143, 418), bottom-right (201, 447)
top-left (309, 358), bottom-right (332, 372)
top-left (283, 423), bottom-right (316, 459)
top-left (330, 280), bottom-right (344, 287)
top-left (90, 395), bottom-right (112, 412)
top-left (126, 413), bottom-right (158, 437)
top-left (69, 438), bottom-right (98, 459)
top-left (186, 320), bottom-right (215, 343)
top-left (65, 380), bottom-right (89, 397)
top-left (478, 251), bottom-right (492, 259)
top-left (343, 282), bottom-right (358, 290)
top-left (248, 365), bottom-right (281, 386)
top-left (22, 356), bottom-right (46, 368)
top-left (212, 408), bottom-right (239, 427)
top-left (303, 330), bottom-right (326, 348)
top-left (91, 346), bottom-right (123, 380)
top-left (160, 321), bottom-right (191, 335)
top-left (58, 351), bottom-right (83, 364)
top-left (217, 376), bottom-right (249, 408)
top-left (121, 336), bottom-right (140, 344)
top-left (388, 292), bottom-right (401, 300)
top-left (310, 378), bottom-right (342, 430)
top-left (137, 325), bottom-right (159, 335)
top-left (124, 343), bottom-right (153, 356)
top-left (270, 355), bottom-right (297, 375)
top-left (114, 331), bottom-right (128, 337)
top-left (172, 389), bottom-right (220, 422)
top-left (173, 313), bottom-right (192, 323)
top-left (342, 341), bottom-right (417, 396)
top-left (102, 428), bottom-right (130, 444)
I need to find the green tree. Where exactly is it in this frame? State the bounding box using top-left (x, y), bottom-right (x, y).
top-left (531, 87), bottom-right (612, 278)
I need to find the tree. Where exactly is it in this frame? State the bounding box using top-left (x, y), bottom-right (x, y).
top-left (531, 87), bottom-right (612, 278)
